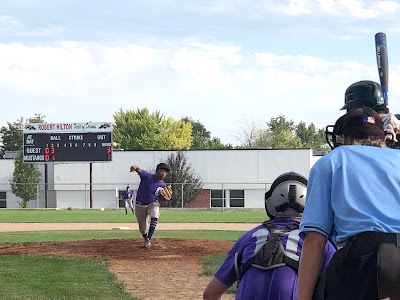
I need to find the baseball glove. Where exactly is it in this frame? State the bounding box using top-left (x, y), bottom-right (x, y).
top-left (160, 185), bottom-right (173, 201)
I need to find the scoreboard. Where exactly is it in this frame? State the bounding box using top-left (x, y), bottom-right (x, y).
top-left (23, 122), bottom-right (113, 163)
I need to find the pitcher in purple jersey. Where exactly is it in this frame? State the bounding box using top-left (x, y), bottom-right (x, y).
top-left (129, 162), bottom-right (170, 249)
top-left (203, 172), bottom-right (336, 300)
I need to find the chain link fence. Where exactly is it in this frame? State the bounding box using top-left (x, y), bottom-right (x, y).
top-left (0, 182), bottom-right (271, 210)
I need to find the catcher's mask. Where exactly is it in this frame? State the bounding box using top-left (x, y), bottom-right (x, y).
top-left (326, 106), bottom-right (394, 149)
top-left (264, 172), bottom-right (307, 220)
top-left (325, 115), bottom-right (345, 150)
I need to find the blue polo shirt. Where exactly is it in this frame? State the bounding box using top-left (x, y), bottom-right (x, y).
top-left (300, 145), bottom-right (400, 246)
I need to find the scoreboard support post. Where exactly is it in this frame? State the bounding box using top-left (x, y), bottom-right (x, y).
top-left (45, 164), bottom-right (48, 208)
top-left (90, 163), bottom-right (93, 209)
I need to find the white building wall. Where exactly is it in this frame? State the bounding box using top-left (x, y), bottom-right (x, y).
top-left (0, 149), bottom-right (322, 209)
top-left (0, 159), bottom-right (47, 208)
top-left (0, 160), bottom-right (20, 208)
top-left (244, 189), bottom-right (267, 209)
top-left (55, 190), bottom-right (118, 210)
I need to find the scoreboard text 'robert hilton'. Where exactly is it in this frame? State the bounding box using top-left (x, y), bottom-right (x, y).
top-left (22, 122), bottom-right (113, 163)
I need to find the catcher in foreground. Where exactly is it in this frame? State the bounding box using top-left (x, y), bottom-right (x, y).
top-left (129, 162), bottom-right (171, 249)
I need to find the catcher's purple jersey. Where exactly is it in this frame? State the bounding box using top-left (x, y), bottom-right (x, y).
top-left (214, 218), bottom-right (336, 300)
top-left (136, 169), bottom-right (166, 205)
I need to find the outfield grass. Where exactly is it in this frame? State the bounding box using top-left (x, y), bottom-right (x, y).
top-left (0, 209), bottom-right (267, 223)
top-left (0, 255), bottom-right (134, 300)
top-left (0, 230), bottom-right (245, 244)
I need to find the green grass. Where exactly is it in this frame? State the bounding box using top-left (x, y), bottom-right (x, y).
top-left (0, 230), bottom-right (245, 244)
top-left (0, 211), bottom-right (257, 299)
top-left (201, 252), bottom-right (238, 294)
top-left (0, 209), bottom-right (266, 223)
top-left (201, 252), bottom-right (228, 276)
top-left (0, 255), bottom-right (134, 300)
top-left (0, 230), bottom-right (243, 299)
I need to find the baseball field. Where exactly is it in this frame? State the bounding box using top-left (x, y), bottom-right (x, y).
top-left (0, 210), bottom-right (265, 300)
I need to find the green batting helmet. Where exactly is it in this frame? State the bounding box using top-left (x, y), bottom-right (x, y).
top-left (341, 80), bottom-right (385, 112)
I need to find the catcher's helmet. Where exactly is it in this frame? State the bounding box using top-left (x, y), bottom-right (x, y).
top-left (341, 80), bottom-right (385, 112)
top-left (265, 172), bottom-right (307, 220)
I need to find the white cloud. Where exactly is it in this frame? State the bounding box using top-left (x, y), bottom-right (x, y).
top-left (286, 0), bottom-right (312, 15)
top-left (378, 0), bottom-right (400, 11)
top-left (318, 0), bottom-right (400, 18)
top-left (266, 0), bottom-right (400, 19)
top-left (0, 20), bottom-right (399, 145)
top-left (0, 15), bottom-right (22, 26)
top-left (101, 45), bottom-right (160, 73)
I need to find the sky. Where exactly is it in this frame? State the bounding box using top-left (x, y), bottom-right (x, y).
top-left (1, 0), bottom-right (400, 145)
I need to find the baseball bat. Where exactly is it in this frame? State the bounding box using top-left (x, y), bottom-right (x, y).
top-left (375, 32), bottom-right (389, 113)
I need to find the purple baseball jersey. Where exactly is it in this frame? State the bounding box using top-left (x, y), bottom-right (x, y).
top-left (123, 190), bottom-right (133, 201)
top-left (214, 218), bottom-right (336, 300)
top-left (136, 169), bottom-right (166, 205)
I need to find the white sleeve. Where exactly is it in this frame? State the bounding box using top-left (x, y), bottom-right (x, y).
top-left (382, 113), bottom-right (400, 142)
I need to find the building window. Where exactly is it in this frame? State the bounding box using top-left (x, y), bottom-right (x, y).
top-left (0, 192), bottom-right (6, 208)
top-left (211, 190), bottom-right (226, 207)
top-left (230, 190), bottom-right (244, 207)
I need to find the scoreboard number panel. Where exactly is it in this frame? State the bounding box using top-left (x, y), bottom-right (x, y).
top-left (23, 122), bottom-right (113, 163)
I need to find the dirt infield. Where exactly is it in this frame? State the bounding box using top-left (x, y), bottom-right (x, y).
top-left (0, 223), bottom-right (244, 299)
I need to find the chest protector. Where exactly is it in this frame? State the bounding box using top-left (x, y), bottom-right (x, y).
top-left (234, 220), bottom-right (300, 282)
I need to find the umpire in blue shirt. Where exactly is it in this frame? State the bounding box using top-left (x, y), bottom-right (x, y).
top-left (298, 105), bottom-right (400, 300)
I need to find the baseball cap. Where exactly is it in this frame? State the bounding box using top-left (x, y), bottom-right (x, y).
top-left (336, 106), bottom-right (385, 139)
top-left (156, 163), bottom-right (170, 172)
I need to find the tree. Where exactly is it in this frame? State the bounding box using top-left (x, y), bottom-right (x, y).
top-left (233, 119), bottom-right (263, 148)
top-left (113, 108), bottom-right (192, 150)
top-left (253, 130), bottom-right (272, 148)
top-left (181, 116), bottom-right (211, 149)
top-left (181, 117), bottom-right (232, 149)
top-left (266, 115), bottom-right (329, 149)
top-left (233, 114), bottom-right (328, 150)
top-left (9, 151), bottom-right (42, 208)
top-left (267, 114), bottom-right (296, 134)
top-left (267, 130), bottom-right (303, 149)
top-left (165, 151), bottom-right (203, 208)
top-left (0, 113), bottom-right (45, 156)
top-left (0, 119), bottom-right (23, 155)
top-left (207, 137), bottom-right (234, 149)
top-left (233, 117), bottom-right (303, 148)
top-left (295, 121), bottom-right (329, 151)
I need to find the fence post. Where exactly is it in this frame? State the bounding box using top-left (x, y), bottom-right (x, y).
top-left (181, 183), bottom-right (184, 211)
top-left (115, 187), bottom-right (119, 211)
top-left (36, 184), bottom-right (40, 209)
top-left (84, 184), bottom-right (88, 210)
top-left (222, 183), bottom-right (224, 212)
